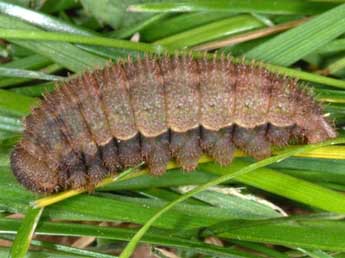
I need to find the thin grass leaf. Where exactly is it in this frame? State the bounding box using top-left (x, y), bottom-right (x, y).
top-left (0, 1), bottom-right (91, 35)
top-left (40, 0), bottom-right (79, 13)
top-left (0, 89), bottom-right (38, 116)
top-left (0, 67), bottom-right (62, 81)
top-left (118, 137), bottom-right (345, 258)
top-left (325, 55), bottom-right (345, 75)
top-left (1, 247), bottom-right (88, 258)
top-left (9, 207), bottom-right (43, 258)
top-left (206, 217), bottom-right (345, 252)
top-left (2, 54), bottom-right (51, 70)
top-left (316, 88), bottom-right (345, 103)
top-left (128, 0), bottom-right (338, 15)
top-left (231, 240), bottom-right (291, 258)
top-left (0, 29), bottom-right (163, 54)
top-left (246, 3), bottom-right (345, 66)
top-left (0, 63), bottom-right (63, 88)
top-left (0, 114), bottom-right (22, 132)
top-left (140, 12), bottom-right (235, 42)
top-left (259, 63), bottom-right (345, 89)
top-left (155, 14), bottom-right (265, 48)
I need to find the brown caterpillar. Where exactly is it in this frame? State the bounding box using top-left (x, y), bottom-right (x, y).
top-left (10, 54), bottom-right (336, 193)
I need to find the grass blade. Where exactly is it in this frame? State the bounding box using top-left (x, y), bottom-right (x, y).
top-left (128, 0), bottom-right (337, 15)
top-left (0, 1), bottom-right (90, 35)
top-left (2, 54), bottom-right (52, 70)
top-left (155, 14), bottom-right (265, 48)
top-left (9, 207), bottom-right (43, 258)
top-left (207, 217), bottom-right (345, 251)
top-left (0, 67), bottom-right (62, 81)
top-left (140, 12), bottom-right (235, 42)
top-left (0, 90), bottom-right (38, 116)
top-left (0, 29), bottom-right (163, 54)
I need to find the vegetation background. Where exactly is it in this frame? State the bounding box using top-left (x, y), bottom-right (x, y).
top-left (1, 0), bottom-right (345, 257)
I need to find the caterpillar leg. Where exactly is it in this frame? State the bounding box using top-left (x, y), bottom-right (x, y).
top-left (101, 139), bottom-right (122, 173)
top-left (118, 134), bottom-right (142, 168)
top-left (142, 132), bottom-right (170, 175)
top-left (201, 126), bottom-right (235, 165)
top-left (233, 124), bottom-right (271, 160)
top-left (267, 124), bottom-right (292, 147)
top-left (170, 128), bottom-right (201, 171)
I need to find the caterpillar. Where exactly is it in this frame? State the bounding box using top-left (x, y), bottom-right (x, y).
top-left (10, 54), bottom-right (336, 193)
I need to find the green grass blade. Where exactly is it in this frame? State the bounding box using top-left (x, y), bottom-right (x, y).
top-left (246, 3), bottom-right (345, 66)
top-left (40, 0), bottom-right (79, 13)
top-left (0, 55), bottom-right (54, 88)
top-left (231, 240), bottom-right (290, 258)
top-left (0, 67), bottom-right (62, 81)
top-left (141, 12), bottom-right (235, 42)
top-left (1, 247), bottom-right (88, 258)
top-left (9, 207), bottom-right (43, 258)
top-left (0, 114), bottom-right (22, 132)
top-left (0, 1), bottom-right (91, 35)
top-left (128, 0), bottom-right (337, 15)
top-left (0, 90), bottom-right (38, 116)
top-left (316, 88), bottom-right (345, 103)
top-left (0, 29), bottom-right (163, 54)
top-left (118, 138), bottom-right (345, 258)
top-left (207, 218), bottom-right (345, 251)
top-left (2, 54), bottom-right (52, 70)
top-left (259, 63), bottom-right (345, 89)
top-left (325, 55), bottom-right (345, 75)
top-left (0, 63), bottom-right (63, 88)
top-left (155, 15), bottom-right (265, 48)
